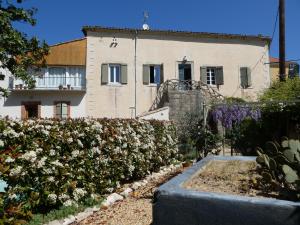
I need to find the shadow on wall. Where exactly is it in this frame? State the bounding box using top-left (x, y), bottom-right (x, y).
top-left (3, 91), bottom-right (85, 107)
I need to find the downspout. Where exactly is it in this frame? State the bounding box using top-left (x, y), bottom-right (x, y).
top-left (134, 30), bottom-right (138, 118)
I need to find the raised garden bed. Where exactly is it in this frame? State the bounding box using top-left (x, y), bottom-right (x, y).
top-left (153, 156), bottom-right (300, 225)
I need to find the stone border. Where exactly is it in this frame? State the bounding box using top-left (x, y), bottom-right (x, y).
top-left (153, 156), bottom-right (300, 225)
top-left (45, 162), bottom-right (183, 225)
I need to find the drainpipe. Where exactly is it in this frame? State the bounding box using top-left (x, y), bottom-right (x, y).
top-left (134, 30), bottom-right (138, 118)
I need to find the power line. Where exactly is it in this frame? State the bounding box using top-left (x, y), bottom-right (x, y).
top-left (251, 6), bottom-right (280, 71)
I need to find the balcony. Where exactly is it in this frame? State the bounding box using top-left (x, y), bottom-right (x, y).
top-left (10, 66), bottom-right (86, 92)
top-left (11, 75), bottom-right (86, 92)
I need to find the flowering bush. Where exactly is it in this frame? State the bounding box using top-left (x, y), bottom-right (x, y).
top-left (0, 118), bottom-right (178, 223)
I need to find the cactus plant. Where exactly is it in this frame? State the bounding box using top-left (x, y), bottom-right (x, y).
top-left (256, 137), bottom-right (300, 200)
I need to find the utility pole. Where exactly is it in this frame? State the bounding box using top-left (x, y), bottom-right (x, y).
top-left (279, 0), bottom-right (286, 81)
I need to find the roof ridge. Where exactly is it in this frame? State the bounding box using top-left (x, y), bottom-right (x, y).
top-left (49, 37), bottom-right (86, 47)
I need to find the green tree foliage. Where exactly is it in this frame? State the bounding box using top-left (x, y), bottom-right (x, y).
top-left (0, 0), bottom-right (49, 96)
top-left (260, 78), bottom-right (300, 101)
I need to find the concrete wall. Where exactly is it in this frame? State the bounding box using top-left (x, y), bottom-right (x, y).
top-left (86, 31), bottom-right (270, 118)
top-left (138, 107), bottom-right (169, 121)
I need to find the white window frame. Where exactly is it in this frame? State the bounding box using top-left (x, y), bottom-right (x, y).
top-left (109, 64), bottom-right (121, 84)
top-left (149, 65), bottom-right (161, 85)
top-left (206, 67), bottom-right (216, 85)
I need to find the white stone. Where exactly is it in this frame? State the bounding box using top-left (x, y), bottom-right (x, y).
top-left (93, 206), bottom-right (100, 212)
top-left (47, 220), bottom-right (61, 225)
top-left (75, 211), bottom-right (93, 222)
top-left (132, 182), bottom-right (142, 190)
top-left (120, 188), bottom-right (133, 197)
top-left (106, 193), bottom-right (124, 204)
top-left (84, 207), bottom-right (94, 213)
top-left (62, 215), bottom-right (76, 225)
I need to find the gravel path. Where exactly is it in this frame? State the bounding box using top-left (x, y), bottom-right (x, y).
top-left (76, 168), bottom-right (183, 225)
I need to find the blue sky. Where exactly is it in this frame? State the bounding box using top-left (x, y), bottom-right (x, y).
top-left (16, 0), bottom-right (300, 60)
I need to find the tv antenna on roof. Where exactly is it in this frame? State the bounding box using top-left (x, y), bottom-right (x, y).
top-left (142, 11), bottom-right (150, 30)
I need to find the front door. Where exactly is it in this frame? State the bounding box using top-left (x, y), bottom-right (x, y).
top-left (178, 64), bottom-right (192, 89)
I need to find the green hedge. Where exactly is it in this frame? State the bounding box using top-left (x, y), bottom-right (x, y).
top-left (0, 118), bottom-right (178, 223)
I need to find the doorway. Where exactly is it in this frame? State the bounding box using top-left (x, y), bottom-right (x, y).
top-left (21, 102), bottom-right (41, 119)
top-left (178, 63), bottom-right (192, 89)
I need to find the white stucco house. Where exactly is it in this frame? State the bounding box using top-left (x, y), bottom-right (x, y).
top-left (0, 26), bottom-right (271, 119)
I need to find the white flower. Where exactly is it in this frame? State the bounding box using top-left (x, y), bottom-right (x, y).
top-left (49, 149), bottom-right (56, 156)
top-left (48, 193), bottom-right (57, 203)
top-left (59, 193), bottom-right (70, 201)
top-left (36, 157), bottom-right (47, 168)
top-left (5, 156), bottom-right (15, 163)
top-left (71, 150), bottom-right (80, 158)
top-left (51, 160), bottom-right (63, 167)
top-left (77, 139), bottom-right (83, 148)
top-left (8, 193), bottom-right (17, 200)
top-left (73, 188), bottom-right (86, 201)
top-left (36, 148), bottom-right (43, 153)
top-left (9, 166), bottom-right (22, 176)
top-left (0, 140), bottom-right (4, 147)
top-left (47, 176), bottom-right (55, 182)
top-left (63, 199), bottom-right (75, 206)
top-left (67, 137), bottom-right (73, 143)
top-left (21, 151), bottom-right (37, 162)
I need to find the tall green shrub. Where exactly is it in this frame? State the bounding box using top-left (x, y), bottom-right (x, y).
top-left (0, 118), bottom-right (178, 223)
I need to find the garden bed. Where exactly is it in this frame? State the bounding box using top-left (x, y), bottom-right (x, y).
top-left (153, 156), bottom-right (300, 225)
top-left (183, 160), bottom-right (280, 199)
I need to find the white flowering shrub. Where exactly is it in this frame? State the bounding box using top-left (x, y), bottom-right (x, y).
top-left (0, 118), bottom-right (178, 223)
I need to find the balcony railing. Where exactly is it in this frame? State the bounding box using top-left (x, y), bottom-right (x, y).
top-left (11, 75), bottom-right (86, 91)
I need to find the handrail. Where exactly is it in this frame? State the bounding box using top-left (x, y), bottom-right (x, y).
top-left (149, 79), bottom-right (224, 111)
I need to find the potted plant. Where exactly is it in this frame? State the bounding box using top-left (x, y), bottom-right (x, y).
top-left (67, 84), bottom-right (71, 90)
top-left (58, 84), bottom-right (63, 90)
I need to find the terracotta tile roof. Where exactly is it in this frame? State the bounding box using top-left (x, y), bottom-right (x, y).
top-left (82, 26), bottom-right (271, 43)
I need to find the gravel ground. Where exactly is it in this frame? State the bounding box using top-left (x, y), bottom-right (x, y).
top-left (76, 168), bottom-right (183, 225)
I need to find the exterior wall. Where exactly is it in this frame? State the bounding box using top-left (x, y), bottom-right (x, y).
top-left (86, 31), bottom-right (270, 118)
top-left (138, 107), bottom-right (169, 121)
top-left (270, 65), bottom-right (290, 84)
top-left (0, 91), bottom-right (85, 119)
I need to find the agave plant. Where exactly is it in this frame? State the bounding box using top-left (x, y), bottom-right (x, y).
top-left (256, 137), bottom-right (300, 200)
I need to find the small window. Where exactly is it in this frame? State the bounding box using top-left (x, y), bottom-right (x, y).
top-left (109, 64), bottom-right (121, 84)
top-left (55, 102), bottom-right (69, 119)
top-left (206, 68), bottom-right (216, 85)
top-left (149, 65), bottom-right (161, 84)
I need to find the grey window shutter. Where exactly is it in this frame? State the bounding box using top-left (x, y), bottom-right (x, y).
top-left (101, 64), bottom-right (108, 84)
top-left (240, 67), bottom-right (251, 88)
top-left (215, 67), bottom-right (224, 85)
top-left (200, 67), bottom-right (207, 84)
top-left (160, 64), bottom-right (164, 84)
top-left (246, 67), bottom-right (252, 87)
top-left (121, 64), bottom-right (127, 84)
top-left (143, 65), bottom-right (150, 85)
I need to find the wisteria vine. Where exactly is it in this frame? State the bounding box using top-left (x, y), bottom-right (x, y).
top-left (211, 104), bottom-right (261, 129)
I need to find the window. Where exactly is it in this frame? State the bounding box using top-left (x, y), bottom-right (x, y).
top-left (48, 67), bottom-right (66, 86)
top-left (206, 68), bottom-right (216, 85)
top-left (55, 102), bottom-right (70, 119)
top-left (150, 65), bottom-right (161, 84)
top-left (109, 64), bottom-right (121, 84)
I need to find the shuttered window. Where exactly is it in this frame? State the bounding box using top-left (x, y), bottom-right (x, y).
top-left (202, 66), bottom-right (224, 85)
top-left (101, 64), bottom-right (127, 85)
top-left (240, 67), bottom-right (251, 88)
top-left (55, 102), bottom-right (69, 119)
top-left (143, 64), bottom-right (163, 85)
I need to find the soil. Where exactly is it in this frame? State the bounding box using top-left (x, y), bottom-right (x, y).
top-left (183, 160), bottom-right (280, 199)
top-left (75, 168), bottom-right (184, 225)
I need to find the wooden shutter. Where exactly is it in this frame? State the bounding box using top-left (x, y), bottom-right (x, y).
top-left (215, 67), bottom-right (224, 85)
top-left (101, 64), bottom-right (109, 84)
top-left (121, 64), bottom-right (127, 84)
top-left (143, 65), bottom-right (150, 85)
top-left (200, 67), bottom-right (207, 84)
top-left (160, 64), bottom-right (164, 84)
top-left (246, 67), bottom-right (252, 87)
top-left (240, 67), bottom-right (251, 88)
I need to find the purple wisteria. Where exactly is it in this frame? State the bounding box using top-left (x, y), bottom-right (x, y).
top-left (211, 104), bottom-right (261, 128)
